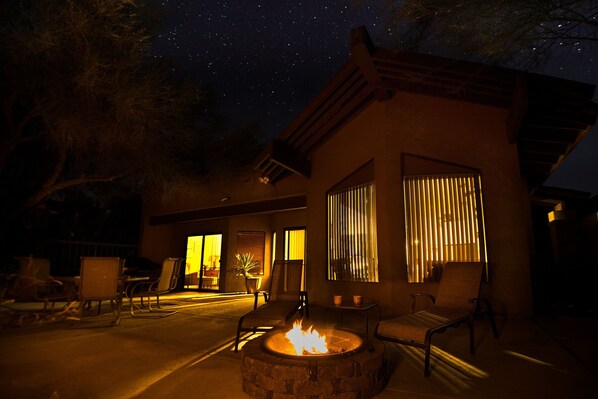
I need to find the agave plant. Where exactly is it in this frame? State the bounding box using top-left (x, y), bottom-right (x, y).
top-left (228, 253), bottom-right (259, 278)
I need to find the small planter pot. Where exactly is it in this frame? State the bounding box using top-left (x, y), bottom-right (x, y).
top-left (245, 277), bottom-right (261, 294)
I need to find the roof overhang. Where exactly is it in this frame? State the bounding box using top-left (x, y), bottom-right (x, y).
top-left (148, 195), bottom-right (307, 225)
top-left (255, 26), bottom-right (597, 191)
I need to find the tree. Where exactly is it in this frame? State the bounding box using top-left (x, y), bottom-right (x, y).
top-left (0, 0), bottom-right (206, 215)
top-left (384, 0), bottom-right (598, 68)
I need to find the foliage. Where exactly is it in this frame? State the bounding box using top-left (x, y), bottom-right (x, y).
top-left (383, 0), bottom-right (598, 68)
top-left (0, 0), bottom-right (207, 215)
top-left (228, 253), bottom-right (260, 278)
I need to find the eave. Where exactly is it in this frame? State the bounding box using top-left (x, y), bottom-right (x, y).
top-left (255, 26), bottom-right (597, 192)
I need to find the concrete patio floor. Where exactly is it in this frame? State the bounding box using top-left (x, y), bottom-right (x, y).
top-left (0, 292), bottom-right (596, 398)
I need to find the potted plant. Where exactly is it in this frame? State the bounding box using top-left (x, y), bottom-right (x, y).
top-left (228, 253), bottom-right (261, 294)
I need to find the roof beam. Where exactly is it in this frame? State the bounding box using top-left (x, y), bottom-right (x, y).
top-left (149, 195), bottom-right (307, 225)
top-left (350, 26), bottom-right (392, 101)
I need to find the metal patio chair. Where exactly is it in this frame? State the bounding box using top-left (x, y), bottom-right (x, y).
top-left (77, 257), bottom-right (123, 326)
top-left (375, 261), bottom-right (498, 376)
top-left (127, 257), bottom-right (182, 317)
top-left (14, 256), bottom-right (71, 310)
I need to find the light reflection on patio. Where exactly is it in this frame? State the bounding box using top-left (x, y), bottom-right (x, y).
top-left (394, 344), bottom-right (489, 393)
top-left (503, 350), bottom-right (554, 367)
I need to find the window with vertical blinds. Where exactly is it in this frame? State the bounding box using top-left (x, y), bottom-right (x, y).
top-left (327, 182), bottom-right (378, 282)
top-left (403, 174), bottom-right (487, 283)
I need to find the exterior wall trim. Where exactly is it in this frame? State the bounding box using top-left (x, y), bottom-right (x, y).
top-left (149, 195), bottom-right (307, 225)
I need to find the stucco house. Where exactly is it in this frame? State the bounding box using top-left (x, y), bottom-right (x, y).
top-left (139, 27), bottom-right (597, 318)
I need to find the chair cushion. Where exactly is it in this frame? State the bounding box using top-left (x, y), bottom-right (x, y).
top-left (376, 307), bottom-right (471, 344)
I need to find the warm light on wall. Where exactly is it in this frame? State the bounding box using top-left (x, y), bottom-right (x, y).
top-left (547, 202), bottom-right (574, 223)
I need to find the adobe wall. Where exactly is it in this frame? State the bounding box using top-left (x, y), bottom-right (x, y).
top-left (139, 188), bottom-right (306, 293)
top-left (307, 92), bottom-right (533, 317)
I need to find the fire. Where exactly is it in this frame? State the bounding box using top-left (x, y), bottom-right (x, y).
top-left (285, 320), bottom-right (328, 355)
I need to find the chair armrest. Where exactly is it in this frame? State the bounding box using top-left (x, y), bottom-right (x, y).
top-left (409, 293), bottom-right (435, 313)
top-left (129, 280), bottom-right (156, 295)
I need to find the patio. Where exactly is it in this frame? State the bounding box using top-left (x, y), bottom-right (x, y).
top-left (0, 292), bottom-right (596, 398)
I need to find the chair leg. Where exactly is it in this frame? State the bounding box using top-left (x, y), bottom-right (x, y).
top-left (424, 336), bottom-right (432, 377)
top-left (303, 292), bottom-right (309, 319)
top-left (112, 296), bottom-right (122, 326)
top-left (234, 317), bottom-right (244, 353)
top-left (477, 298), bottom-right (499, 338)
top-left (129, 297), bottom-right (135, 316)
top-left (485, 300), bottom-right (499, 338)
top-left (468, 317), bottom-right (475, 354)
top-left (156, 294), bottom-right (161, 309)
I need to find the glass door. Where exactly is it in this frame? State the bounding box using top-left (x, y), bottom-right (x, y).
top-left (283, 227), bottom-right (306, 289)
top-left (185, 233), bottom-right (222, 291)
top-left (284, 228), bottom-right (305, 262)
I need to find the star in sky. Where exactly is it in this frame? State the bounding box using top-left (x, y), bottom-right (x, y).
top-left (151, 1), bottom-right (391, 135)
top-left (151, 0), bottom-right (597, 194)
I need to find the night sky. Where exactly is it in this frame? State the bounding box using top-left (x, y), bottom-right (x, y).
top-left (151, 1), bottom-right (598, 195)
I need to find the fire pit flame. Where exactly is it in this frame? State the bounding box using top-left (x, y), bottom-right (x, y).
top-left (285, 320), bottom-right (328, 355)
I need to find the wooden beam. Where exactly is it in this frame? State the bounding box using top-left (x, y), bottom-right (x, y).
top-left (287, 67), bottom-right (366, 149)
top-left (269, 140), bottom-right (311, 178)
top-left (506, 73), bottom-right (528, 144)
top-left (350, 26), bottom-right (392, 101)
top-left (149, 195), bottom-right (307, 225)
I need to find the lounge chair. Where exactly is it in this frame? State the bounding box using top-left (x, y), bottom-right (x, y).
top-left (234, 259), bottom-right (308, 352)
top-left (375, 261), bottom-right (498, 376)
top-left (14, 256), bottom-right (71, 310)
top-left (127, 257), bottom-right (182, 317)
top-left (78, 257), bottom-right (123, 326)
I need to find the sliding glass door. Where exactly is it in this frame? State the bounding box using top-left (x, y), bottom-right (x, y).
top-left (184, 233), bottom-right (222, 291)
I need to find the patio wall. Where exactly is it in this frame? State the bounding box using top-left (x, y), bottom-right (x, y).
top-left (139, 93), bottom-right (534, 318)
top-left (306, 91), bottom-right (533, 317)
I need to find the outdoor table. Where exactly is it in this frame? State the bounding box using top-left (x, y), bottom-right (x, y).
top-left (54, 275), bottom-right (149, 304)
top-left (324, 301), bottom-right (380, 336)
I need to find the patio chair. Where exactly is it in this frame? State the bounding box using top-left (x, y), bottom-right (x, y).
top-left (14, 256), bottom-right (71, 310)
top-left (234, 259), bottom-right (308, 352)
top-left (374, 262), bottom-right (498, 376)
top-left (127, 257), bottom-right (182, 317)
top-left (78, 257), bottom-right (123, 326)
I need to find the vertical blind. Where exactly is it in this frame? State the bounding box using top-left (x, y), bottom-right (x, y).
top-left (403, 174), bottom-right (487, 283)
top-left (327, 182), bottom-right (378, 282)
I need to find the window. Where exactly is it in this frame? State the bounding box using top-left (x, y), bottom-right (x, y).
top-left (327, 181), bottom-right (378, 282)
top-left (403, 174), bottom-right (487, 283)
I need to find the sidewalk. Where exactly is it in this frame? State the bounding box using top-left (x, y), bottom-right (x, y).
top-left (1, 293), bottom-right (596, 398)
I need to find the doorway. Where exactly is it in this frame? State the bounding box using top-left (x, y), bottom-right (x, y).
top-left (184, 233), bottom-right (222, 291)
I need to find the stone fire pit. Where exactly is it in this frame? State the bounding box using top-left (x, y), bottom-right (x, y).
top-left (241, 328), bottom-right (385, 398)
